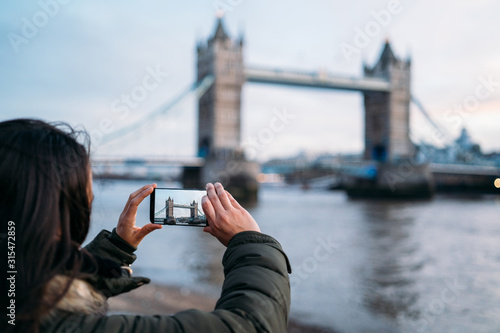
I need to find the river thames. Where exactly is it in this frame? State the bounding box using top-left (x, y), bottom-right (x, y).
top-left (88, 179), bottom-right (500, 333)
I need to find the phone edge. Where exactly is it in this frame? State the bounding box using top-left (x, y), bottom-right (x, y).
top-left (149, 187), bottom-right (156, 223)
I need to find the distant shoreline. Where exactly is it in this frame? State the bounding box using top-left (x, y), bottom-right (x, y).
top-left (108, 282), bottom-right (337, 333)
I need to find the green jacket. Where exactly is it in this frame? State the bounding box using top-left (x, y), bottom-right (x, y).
top-left (41, 230), bottom-right (292, 333)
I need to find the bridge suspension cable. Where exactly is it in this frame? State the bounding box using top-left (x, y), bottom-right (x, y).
top-left (101, 75), bottom-right (214, 145)
top-left (411, 95), bottom-right (453, 144)
top-left (155, 206), bottom-right (167, 218)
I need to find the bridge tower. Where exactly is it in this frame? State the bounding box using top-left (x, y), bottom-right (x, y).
top-left (190, 200), bottom-right (198, 219)
top-left (196, 18), bottom-right (244, 158)
top-left (363, 41), bottom-right (414, 162)
top-left (166, 197), bottom-right (174, 217)
top-left (194, 18), bottom-right (259, 202)
top-left (165, 197), bottom-right (175, 224)
top-left (348, 42), bottom-right (433, 198)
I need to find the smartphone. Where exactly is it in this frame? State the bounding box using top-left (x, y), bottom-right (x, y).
top-left (150, 188), bottom-right (207, 227)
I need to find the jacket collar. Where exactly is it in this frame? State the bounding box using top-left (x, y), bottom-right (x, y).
top-left (41, 275), bottom-right (107, 324)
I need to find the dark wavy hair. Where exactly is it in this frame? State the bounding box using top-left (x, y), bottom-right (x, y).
top-left (0, 119), bottom-right (93, 332)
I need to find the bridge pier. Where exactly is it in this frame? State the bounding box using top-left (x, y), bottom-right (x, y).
top-left (201, 154), bottom-right (260, 202)
top-left (182, 155), bottom-right (259, 202)
top-left (345, 162), bottom-right (434, 199)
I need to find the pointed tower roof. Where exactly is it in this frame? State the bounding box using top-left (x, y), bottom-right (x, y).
top-left (213, 18), bottom-right (229, 40)
top-left (380, 40), bottom-right (396, 63)
top-left (371, 40), bottom-right (398, 73)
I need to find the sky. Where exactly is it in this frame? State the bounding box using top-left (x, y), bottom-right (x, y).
top-left (1, 0), bottom-right (499, 161)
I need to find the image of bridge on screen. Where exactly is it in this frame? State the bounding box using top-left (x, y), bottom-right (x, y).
top-left (153, 189), bottom-right (207, 226)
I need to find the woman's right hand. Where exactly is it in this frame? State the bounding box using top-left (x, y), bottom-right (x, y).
top-left (202, 182), bottom-right (260, 246)
top-left (116, 183), bottom-right (162, 248)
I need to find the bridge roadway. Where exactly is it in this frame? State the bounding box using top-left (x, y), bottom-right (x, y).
top-left (171, 203), bottom-right (196, 209)
top-left (91, 156), bottom-right (205, 167)
top-left (244, 66), bottom-right (391, 93)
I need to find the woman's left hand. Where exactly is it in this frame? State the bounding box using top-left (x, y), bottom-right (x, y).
top-left (116, 183), bottom-right (162, 248)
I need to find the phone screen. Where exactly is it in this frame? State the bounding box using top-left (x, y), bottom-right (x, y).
top-left (150, 188), bottom-right (207, 226)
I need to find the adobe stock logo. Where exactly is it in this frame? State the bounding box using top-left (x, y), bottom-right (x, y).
top-left (434, 74), bottom-right (500, 144)
top-left (290, 235), bottom-right (339, 291)
top-left (241, 107), bottom-right (296, 160)
top-left (411, 278), bottom-right (467, 332)
top-left (339, 0), bottom-right (403, 63)
top-left (213, 0), bottom-right (243, 12)
top-left (89, 65), bottom-right (169, 149)
top-left (7, 0), bottom-right (73, 54)
top-left (110, 66), bottom-right (169, 120)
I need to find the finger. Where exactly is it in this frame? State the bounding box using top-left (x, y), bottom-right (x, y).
top-left (124, 186), bottom-right (155, 222)
top-left (136, 223), bottom-right (162, 240)
top-left (214, 182), bottom-right (232, 210)
top-left (130, 186), bottom-right (155, 208)
top-left (122, 184), bottom-right (156, 215)
top-left (225, 190), bottom-right (242, 209)
top-left (203, 225), bottom-right (212, 234)
top-left (206, 183), bottom-right (224, 212)
top-left (132, 277), bottom-right (151, 287)
top-left (126, 184), bottom-right (156, 206)
top-left (202, 195), bottom-right (215, 224)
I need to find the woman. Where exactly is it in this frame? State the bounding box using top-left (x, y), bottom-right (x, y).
top-left (0, 119), bottom-right (291, 333)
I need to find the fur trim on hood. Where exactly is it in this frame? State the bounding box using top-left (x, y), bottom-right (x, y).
top-left (41, 275), bottom-right (107, 324)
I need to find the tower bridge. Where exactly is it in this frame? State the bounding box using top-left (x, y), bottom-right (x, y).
top-left (195, 18), bottom-right (417, 198)
top-left (155, 197), bottom-right (202, 225)
top-left (197, 19), bottom-right (413, 164)
top-left (93, 18), bottom-right (499, 198)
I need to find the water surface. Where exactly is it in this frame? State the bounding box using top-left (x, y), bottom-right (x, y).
top-left (89, 180), bottom-right (500, 332)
